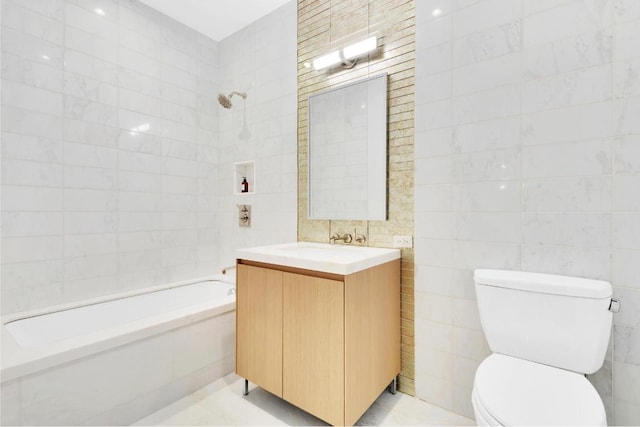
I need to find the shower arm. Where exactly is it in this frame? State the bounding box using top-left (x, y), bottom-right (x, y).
top-left (228, 91), bottom-right (247, 99)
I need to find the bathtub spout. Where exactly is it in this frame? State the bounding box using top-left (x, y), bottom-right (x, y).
top-left (221, 265), bottom-right (236, 275)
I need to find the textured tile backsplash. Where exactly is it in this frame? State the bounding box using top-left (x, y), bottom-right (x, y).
top-left (414, 0), bottom-right (640, 423)
top-left (297, 0), bottom-right (416, 395)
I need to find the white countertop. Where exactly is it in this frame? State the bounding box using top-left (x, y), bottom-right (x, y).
top-left (236, 242), bottom-right (401, 275)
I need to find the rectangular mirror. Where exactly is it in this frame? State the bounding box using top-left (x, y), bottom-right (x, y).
top-left (308, 73), bottom-right (387, 220)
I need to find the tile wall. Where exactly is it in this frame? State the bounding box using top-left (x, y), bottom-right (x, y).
top-left (0, 0), bottom-right (219, 314)
top-left (0, 0), bottom-right (298, 315)
top-left (216, 1), bottom-right (298, 267)
top-left (414, 0), bottom-right (640, 424)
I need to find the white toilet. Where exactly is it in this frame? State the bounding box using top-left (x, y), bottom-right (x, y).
top-left (472, 269), bottom-right (619, 426)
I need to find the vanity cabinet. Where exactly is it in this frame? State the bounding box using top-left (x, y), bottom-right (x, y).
top-left (236, 259), bottom-right (400, 426)
top-left (235, 265), bottom-right (283, 396)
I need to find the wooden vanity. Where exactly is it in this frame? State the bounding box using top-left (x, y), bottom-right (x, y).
top-left (235, 243), bottom-right (400, 426)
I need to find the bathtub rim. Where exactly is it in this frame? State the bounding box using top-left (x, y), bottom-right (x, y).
top-left (1, 274), bottom-right (236, 384)
top-left (2, 272), bottom-right (235, 325)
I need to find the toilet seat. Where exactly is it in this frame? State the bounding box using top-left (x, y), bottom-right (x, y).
top-left (473, 354), bottom-right (607, 426)
top-left (472, 388), bottom-right (499, 426)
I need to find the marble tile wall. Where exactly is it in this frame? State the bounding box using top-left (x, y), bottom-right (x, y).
top-left (0, 0), bottom-right (221, 314)
top-left (414, 0), bottom-right (640, 424)
top-left (216, 1), bottom-right (298, 266)
top-left (1, 0), bottom-right (298, 314)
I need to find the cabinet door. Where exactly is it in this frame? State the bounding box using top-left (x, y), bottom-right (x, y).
top-left (344, 260), bottom-right (401, 425)
top-left (282, 272), bottom-right (344, 426)
top-left (236, 264), bottom-right (283, 397)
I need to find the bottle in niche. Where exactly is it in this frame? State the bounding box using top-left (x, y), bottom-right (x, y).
top-left (241, 177), bottom-right (249, 193)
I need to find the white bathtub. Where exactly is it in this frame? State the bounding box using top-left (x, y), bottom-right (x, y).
top-left (0, 274), bottom-right (236, 426)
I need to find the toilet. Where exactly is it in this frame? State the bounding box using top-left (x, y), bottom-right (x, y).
top-left (472, 269), bottom-right (619, 426)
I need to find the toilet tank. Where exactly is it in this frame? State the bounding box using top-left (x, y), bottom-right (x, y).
top-left (474, 269), bottom-right (613, 374)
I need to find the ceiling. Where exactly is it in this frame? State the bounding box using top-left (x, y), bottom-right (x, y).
top-left (138, 0), bottom-right (292, 41)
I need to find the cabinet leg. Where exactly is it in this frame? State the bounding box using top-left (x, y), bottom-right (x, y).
top-left (243, 379), bottom-right (249, 396)
top-left (389, 377), bottom-right (397, 395)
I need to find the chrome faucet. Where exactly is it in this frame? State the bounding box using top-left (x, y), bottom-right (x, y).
top-left (329, 232), bottom-right (353, 244)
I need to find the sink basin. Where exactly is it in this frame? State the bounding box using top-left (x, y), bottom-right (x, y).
top-left (236, 242), bottom-right (400, 275)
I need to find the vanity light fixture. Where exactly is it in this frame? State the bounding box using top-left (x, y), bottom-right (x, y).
top-left (312, 51), bottom-right (342, 70)
top-left (342, 36), bottom-right (377, 60)
top-left (312, 35), bottom-right (379, 71)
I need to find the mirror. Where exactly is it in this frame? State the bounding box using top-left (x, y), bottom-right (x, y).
top-left (308, 73), bottom-right (387, 220)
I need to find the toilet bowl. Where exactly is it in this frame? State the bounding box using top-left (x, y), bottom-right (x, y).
top-left (471, 354), bottom-right (606, 426)
top-left (472, 270), bottom-right (616, 426)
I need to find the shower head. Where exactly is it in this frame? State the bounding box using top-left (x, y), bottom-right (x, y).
top-left (217, 91), bottom-right (247, 109)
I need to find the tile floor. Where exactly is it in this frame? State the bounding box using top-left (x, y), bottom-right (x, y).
top-left (133, 373), bottom-right (475, 426)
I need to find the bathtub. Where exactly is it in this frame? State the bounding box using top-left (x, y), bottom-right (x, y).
top-left (0, 274), bottom-right (236, 426)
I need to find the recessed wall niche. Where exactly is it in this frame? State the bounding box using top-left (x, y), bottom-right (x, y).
top-left (234, 161), bottom-right (255, 195)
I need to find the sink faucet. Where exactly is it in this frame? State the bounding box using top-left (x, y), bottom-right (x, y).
top-left (329, 232), bottom-right (353, 244)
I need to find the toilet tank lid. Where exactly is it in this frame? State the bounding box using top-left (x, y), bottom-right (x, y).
top-left (474, 269), bottom-right (612, 299)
